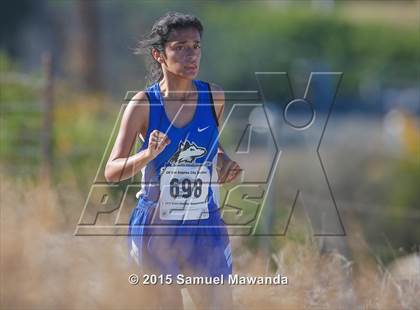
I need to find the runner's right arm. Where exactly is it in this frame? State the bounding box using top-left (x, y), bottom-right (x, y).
top-left (104, 91), bottom-right (170, 182)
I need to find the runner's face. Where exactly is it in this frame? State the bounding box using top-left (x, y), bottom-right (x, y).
top-left (161, 27), bottom-right (201, 79)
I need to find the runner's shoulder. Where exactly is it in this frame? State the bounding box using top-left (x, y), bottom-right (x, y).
top-left (128, 90), bottom-right (150, 110)
top-left (203, 82), bottom-right (223, 101)
top-left (206, 82), bottom-right (223, 94)
top-left (206, 82), bottom-right (224, 115)
top-left (129, 90), bottom-right (149, 105)
top-left (125, 90), bottom-right (150, 126)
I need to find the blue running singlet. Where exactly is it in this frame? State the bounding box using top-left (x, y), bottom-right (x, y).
top-left (127, 80), bottom-right (233, 300)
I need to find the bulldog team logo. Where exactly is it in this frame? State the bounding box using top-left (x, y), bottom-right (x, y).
top-left (169, 140), bottom-right (207, 164)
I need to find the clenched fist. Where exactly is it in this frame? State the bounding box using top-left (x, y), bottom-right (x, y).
top-left (217, 152), bottom-right (242, 183)
top-left (144, 130), bottom-right (171, 159)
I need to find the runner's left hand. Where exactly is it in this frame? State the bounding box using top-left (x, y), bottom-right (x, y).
top-left (217, 154), bottom-right (242, 183)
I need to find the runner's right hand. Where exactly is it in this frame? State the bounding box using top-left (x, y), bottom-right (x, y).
top-left (145, 130), bottom-right (171, 159)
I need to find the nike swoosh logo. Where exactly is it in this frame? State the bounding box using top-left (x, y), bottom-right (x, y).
top-left (197, 126), bottom-right (209, 132)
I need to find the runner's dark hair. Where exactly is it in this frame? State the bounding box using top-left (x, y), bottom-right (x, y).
top-left (135, 12), bottom-right (203, 86)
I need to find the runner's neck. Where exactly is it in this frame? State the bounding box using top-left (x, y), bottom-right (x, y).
top-left (159, 77), bottom-right (196, 101)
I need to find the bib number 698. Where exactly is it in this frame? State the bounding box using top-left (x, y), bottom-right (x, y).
top-left (169, 178), bottom-right (203, 199)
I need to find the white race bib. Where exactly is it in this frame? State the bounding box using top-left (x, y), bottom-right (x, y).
top-left (159, 164), bottom-right (211, 220)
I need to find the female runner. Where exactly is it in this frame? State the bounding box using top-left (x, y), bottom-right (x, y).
top-left (105, 12), bottom-right (241, 309)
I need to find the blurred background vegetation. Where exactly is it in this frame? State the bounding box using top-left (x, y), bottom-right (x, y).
top-left (1, 1), bottom-right (419, 308)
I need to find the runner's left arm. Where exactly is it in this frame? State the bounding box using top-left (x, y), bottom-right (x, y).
top-left (209, 83), bottom-right (242, 183)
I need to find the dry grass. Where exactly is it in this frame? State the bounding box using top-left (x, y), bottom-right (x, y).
top-left (338, 1), bottom-right (419, 28)
top-left (1, 176), bottom-right (418, 309)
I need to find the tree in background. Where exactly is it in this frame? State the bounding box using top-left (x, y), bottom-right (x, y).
top-left (76, 0), bottom-right (102, 92)
top-left (0, 1), bottom-right (34, 57)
